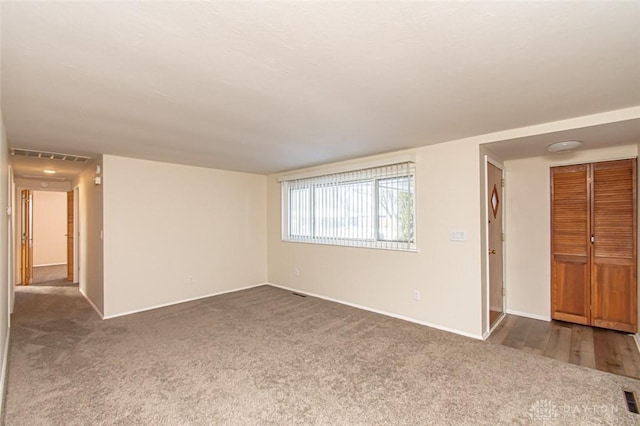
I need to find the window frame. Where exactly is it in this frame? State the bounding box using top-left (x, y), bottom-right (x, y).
top-left (280, 161), bottom-right (417, 252)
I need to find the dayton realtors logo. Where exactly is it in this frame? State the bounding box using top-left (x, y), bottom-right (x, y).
top-left (527, 399), bottom-right (621, 424)
top-left (528, 399), bottom-right (558, 424)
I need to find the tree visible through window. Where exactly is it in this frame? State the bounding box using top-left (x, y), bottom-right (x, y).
top-left (281, 162), bottom-right (416, 251)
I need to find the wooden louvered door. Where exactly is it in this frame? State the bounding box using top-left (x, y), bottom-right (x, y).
top-left (551, 164), bottom-right (591, 325)
top-left (551, 159), bottom-right (637, 333)
top-left (591, 160), bottom-right (637, 332)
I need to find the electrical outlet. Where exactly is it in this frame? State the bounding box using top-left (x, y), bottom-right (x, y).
top-left (294, 267), bottom-right (300, 276)
top-left (412, 289), bottom-right (421, 301)
top-left (188, 276), bottom-right (193, 284)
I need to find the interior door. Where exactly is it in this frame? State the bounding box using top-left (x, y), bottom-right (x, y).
top-left (20, 189), bottom-right (33, 286)
top-left (487, 162), bottom-right (504, 328)
top-left (67, 190), bottom-right (74, 281)
top-left (551, 165), bottom-right (591, 325)
top-left (591, 159), bottom-right (637, 333)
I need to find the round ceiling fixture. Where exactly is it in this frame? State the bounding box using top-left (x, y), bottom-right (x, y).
top-left (547, 140), bottom-right (582, 153)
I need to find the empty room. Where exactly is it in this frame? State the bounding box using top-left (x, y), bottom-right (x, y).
top-left (0, 1), bottom-right (639, 424)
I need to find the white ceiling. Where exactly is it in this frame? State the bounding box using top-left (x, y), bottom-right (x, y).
top-left (10, 153), bottom-right (90, 183)
top-left (2, 1), bottom-right (640, 177)
top-left (485, 118), bottom-right (640, 161)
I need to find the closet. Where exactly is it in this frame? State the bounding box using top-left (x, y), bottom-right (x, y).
top-left (551, 159), bottom-right (637, 333)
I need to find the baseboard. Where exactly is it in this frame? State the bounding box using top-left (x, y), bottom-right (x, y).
top-left (33, 263), bottom-right (66, 268)
top-left (0, 332), bottom-right (10, 416)
top-left (267, 282), bottom-right (484, 340)
top-left (506, 309), bottom-right (550, 322)
top-left (102, 282), bottom-right (269, 320)
top-left (634, 334), bottom-right (640, 354)
top-left (79, 288), bottom-right (104, 319)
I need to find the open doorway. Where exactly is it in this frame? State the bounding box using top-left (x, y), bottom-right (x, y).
top-left (20, 190), bottom-right (75, 286)
top-left (485, 156), bottom-right (506, 332)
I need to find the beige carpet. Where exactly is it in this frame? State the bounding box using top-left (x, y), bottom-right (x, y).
top-left (30, 264), bottom-right (68, 285)
top-left (3, 284), bottom-right (640, 425)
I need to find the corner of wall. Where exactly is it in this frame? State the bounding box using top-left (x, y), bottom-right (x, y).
top-left (0, 108), bottom-right (11, 413)
top-left (76, 156), bottom-right (105, 316)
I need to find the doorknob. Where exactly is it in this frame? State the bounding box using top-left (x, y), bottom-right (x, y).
top-left (489, 249), bottom-right (496, 255)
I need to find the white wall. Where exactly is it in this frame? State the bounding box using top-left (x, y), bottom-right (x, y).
top-left (32, 191), bottom-right (67, 266)
top-left (504, 144), bottom-right (638, 320)
top-left (0, 2), bottom-right (10, 409)
top-left (0, 111), bottom-right (10, 411)
top-left (74, 158), bottom-right (104, 315)
top-left (102, 155), bottom-right (267, 318)
top-left (267, 140), bottom-right (485, 338)
top-left (14, 179), bottom-right (71, 192)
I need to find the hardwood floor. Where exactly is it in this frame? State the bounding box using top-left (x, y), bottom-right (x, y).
top-left (489, 314), bottom-right (640, 380)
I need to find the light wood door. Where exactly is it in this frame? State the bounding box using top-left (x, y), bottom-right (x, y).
top-left (551, 159), bottom-right (637, 333)
top-left (487, 162), bottom-right (504, 328)
top-left (551, 164), bottom-right (591, 325)
top-left (20, 189), bottom-right (33, 286)
top-left (67, 190), bottom-right (74, 282)
top-left (591, 160), bottom-right (637, 333)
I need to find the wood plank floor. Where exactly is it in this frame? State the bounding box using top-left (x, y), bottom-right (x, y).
top-left (488, 314), bottom-right (640, 380)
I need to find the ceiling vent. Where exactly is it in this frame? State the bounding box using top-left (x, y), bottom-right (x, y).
top-left (11, 148), bottom-right (91, 163)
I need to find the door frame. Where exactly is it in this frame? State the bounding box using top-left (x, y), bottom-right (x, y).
top-left (19, 189), bottom-right (33, 286)
top-left (7, 166), bottom-right (14, 320)
top-left (73, 185), bottom-right (80, 283)
top-left (15, 187), bottom-right (75, 285)
top-left (485, 155), bottom-right (507, 334)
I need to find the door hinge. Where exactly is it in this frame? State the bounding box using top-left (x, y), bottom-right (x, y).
top-left (502, 287), bottom-right (507, 297)
top-left (501, 178), bottom-right (505, 187)
top-left (501, 233), bottom-right (505, 242)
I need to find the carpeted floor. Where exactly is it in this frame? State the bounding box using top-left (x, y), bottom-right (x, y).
top-left (30, 265), bottom-right (68, 285)
top-left (3, 284), bottom-right (640, 425)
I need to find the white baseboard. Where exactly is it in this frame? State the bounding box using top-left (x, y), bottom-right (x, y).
top-left (0, 331), bottom-right (10, 416)
top-left (79, 288), bottom-right (104, 319)
top-left (267, 282), bottom-right (484, 340)
top-left (506, 309), bottom-right (550, 322)
top-left (634, 334), bottom-right (640, 354)
top-left (102, 282), bottom-right (269, 320)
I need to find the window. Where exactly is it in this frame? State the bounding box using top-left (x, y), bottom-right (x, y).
top-left (281, 161), bottom-right (416, 251)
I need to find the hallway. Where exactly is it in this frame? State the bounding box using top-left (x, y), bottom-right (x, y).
top-left (4, 282), bottom-right (101, 423)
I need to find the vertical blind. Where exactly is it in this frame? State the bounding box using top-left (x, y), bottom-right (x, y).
top-left (281, 161), bottom-right (416, 251)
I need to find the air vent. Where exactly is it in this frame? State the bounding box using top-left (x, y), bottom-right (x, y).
top-left (624, 390), bottom-right (639, 414)
top-left (11, 148), bottom-right (91, 163)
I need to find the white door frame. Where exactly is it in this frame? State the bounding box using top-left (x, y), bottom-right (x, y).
top-left (7, 166), bottom-right (14, 319)
top-left (485, 155), bottom-right (507, 334)
top-left (73, 186), bottom-right (80, 283)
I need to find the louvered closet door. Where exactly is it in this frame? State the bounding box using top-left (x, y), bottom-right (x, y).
top-left (591, 159), bottom-right (637, 333)
top-left (551, 164), bottom-right (591, 325)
